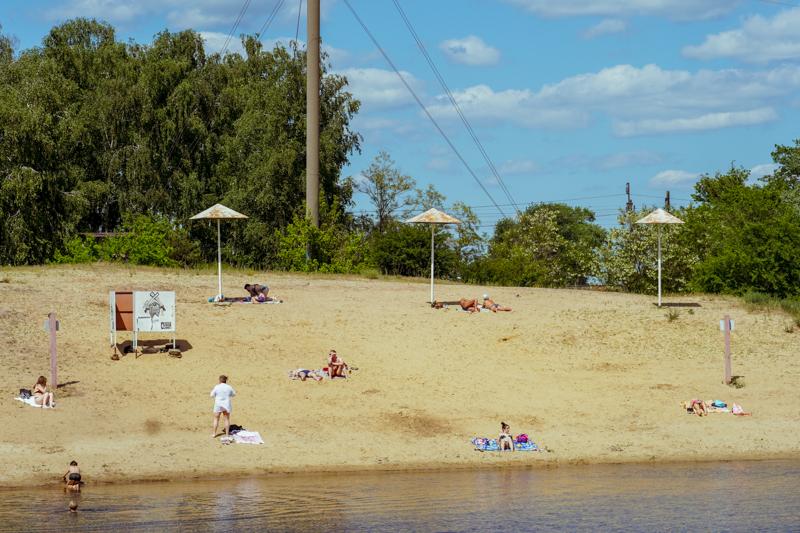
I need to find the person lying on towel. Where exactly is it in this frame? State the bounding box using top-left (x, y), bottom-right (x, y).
top-left (482, 294), bottom-right (512, 312)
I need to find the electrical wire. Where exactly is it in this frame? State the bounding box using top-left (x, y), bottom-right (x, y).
top-left (391, 0), bottom-right (521, 216)
top-left (342, 0), bottom-right (508, 218)
top-left (257, 0), bottom-right (287, 37)
top-left (295, 0), bottom-right (303, 43)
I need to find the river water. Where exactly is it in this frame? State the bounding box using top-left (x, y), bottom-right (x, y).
top-left (3, 460), bottom-right (799, 532)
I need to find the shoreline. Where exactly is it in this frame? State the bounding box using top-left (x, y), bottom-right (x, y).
top-left (7, 452), bottom-right (800, 490)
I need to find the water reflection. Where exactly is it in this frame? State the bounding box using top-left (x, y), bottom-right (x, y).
top-left (6, 461), bottom-right (800, 532)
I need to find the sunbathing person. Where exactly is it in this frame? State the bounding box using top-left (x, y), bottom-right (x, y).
top-left (289, 369), bottom-right (323, 382)
top-left (243, 283), bottom-right (271, 303)
top-left (33, 376), bottom-right (55, 408)
top-left (483, 294), bottom-right (512, 312)
top-left (327, 349), bottom-right (349, 378)
top-left (459, 298), bottom-right (480, 313)
top-left (499, 422), bottom-right (515, 451)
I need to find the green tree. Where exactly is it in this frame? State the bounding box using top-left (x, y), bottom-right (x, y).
top-left (354, 151), bottom-right (416, 232)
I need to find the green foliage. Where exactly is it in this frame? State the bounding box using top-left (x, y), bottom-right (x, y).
top-left (353, 151), bottom-right (416, 233)
top-left (371, 221), bottom-right (456, 278)
top-left (52, 215), bottom-right (201, 267)
top-left (472, 204), bottom-right (605, 287)
top-left (276, 201), bottom-right (370, 274)
top-left (666, 309), bottom-right (680, 322)
top-left (601, 207), bottom-right (696, 294)
top-left (0, 19), bottom-right (360, 266)
top-left (685, 167), bottom-right (800, 298)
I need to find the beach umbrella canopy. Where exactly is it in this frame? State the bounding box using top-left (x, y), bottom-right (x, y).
top-left (190, 204), bottom-right (248, 299)
top-left (635, 208), bottom-right (684, 307)
top-left (405, 208), bottom-right (461, 304)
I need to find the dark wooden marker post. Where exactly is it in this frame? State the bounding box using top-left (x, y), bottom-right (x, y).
top-left (47, 311), bottom-right (58, 388)
top-left (723, 314), bottom-right (732, 385)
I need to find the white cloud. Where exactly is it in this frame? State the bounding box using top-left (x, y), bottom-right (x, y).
top-left (336, 68), bottom-right (422, 109)
top-left (615, 108), bottom-right (778, 136)
top-left (649, 170), bottom-right (699, 186)
top-left (427, 64), bottom-right (800, 135)
top-left (683, 8), bottom-right (800, 63)
top-left (583, 18), bottom-right (626, 39)
top-left (439, 36), bottom-right (501, 66)
top-left (749, 163), bottom-right (779, 180)
top-left (199, 31), bottom-right (245, 55)
top-left (497, 159), bottom-right (539, 175)
top-left (503, 0), bottom-right (739, 21)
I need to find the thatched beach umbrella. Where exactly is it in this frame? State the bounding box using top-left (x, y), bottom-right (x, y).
top-left (190, 204), bottom-right (248, 300)
top-left (405, 208), bottom-right (461, 304)
top-left (635, 208), bottom-right (684, 307)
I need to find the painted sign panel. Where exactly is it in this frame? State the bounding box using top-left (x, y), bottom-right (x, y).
top-left (133, 291), bottom-right (176, 332)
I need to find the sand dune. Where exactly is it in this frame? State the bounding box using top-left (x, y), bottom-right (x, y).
top-left (1, 264), bottom-right (798, 486)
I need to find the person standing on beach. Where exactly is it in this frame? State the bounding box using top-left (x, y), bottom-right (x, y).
top-left (210, 375), bottom-right (235, 438)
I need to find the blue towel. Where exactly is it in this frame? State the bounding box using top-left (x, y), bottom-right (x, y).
top-left (515, 441), bottom-right (538, 451)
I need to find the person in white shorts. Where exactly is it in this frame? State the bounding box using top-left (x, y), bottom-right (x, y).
top-left (210, 375), bottom-right (236, 438)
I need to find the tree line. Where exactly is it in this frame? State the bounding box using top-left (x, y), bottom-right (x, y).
top-left (2, 20), bottom-right (799, 302)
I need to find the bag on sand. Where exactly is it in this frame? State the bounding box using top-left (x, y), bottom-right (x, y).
top-left (19, 388), bottom-right (32, 399)
top-left (516, 433), bottom-right (528, 443)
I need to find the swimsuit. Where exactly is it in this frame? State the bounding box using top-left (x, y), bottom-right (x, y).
top-left (68, 473), bottom-right (81, 482)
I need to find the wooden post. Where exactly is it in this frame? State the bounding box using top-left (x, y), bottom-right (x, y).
top-left (723, 314), bottom-right (732, 385)
top-left (48, 311), bottom-right (58, 388)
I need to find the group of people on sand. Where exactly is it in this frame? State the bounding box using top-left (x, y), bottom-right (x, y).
top-left (450, 294), bottom-right (512, 313)
top-left (289, 349), bottom-right (351, 382)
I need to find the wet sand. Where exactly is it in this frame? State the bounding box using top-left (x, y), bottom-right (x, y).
top-left (1, 264), bottom-right (799, 487)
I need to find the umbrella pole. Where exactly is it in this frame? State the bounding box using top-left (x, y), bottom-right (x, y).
top-left (430, 225), bottom-right (435, 304)
top-left (217, 219), bottom-right (222, 299)
top-left (657, 225), bottom-right (662, 307)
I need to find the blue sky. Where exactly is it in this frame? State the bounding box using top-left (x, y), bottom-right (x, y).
top-left (2, 0), bottom-right (799, 230)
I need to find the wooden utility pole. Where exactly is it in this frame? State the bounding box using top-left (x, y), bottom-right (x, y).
top-left (47, 311), bottom-right (58, 388)
top-left (306, 0), bottom-right (320, 228)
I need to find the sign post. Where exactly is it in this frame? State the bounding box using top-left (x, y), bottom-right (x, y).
top-left (721, 315), bottom-right (733, 385)
top-left (47, 311), bottom-right (58, 388)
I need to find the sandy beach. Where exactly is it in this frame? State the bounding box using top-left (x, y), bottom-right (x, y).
top-left (1, 264), bottom-right (798, 487)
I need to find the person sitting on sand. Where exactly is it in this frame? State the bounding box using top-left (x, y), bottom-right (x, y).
top-left (499, 422), bottom-right (515, 451)
top-left (459, 298), bottom-right (480, 313)
top-left (289, 369), bottom-right (324, 382)
top-left (243, 283), bottom-right (271, 303)
top-left (482, 294), bottom-right (512, 313)
top-left (327, 350), bottom-right (349, 378)
top-left (63, 460), bottom-right (81, 492)
top-left (689, 399), bottom-right (707, 416)
top-left (33, 376), bottom-right (55, 408)
top-left (211, 375), bottom-right (236, 438)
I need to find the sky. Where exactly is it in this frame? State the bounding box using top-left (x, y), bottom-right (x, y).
top-left (2, 0), bottom-right (799, 230)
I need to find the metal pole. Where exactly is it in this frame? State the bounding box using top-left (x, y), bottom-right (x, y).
top-left (430, 225), bottom-right (435, 304)
top-left (657, 225), bottom-right (662, 307)
top-left (306, 0), bottom-right (320, 228)
top-left (48, 312), bottom-right (57, 389)
top-left (724, 315), bottom-right (732, 384)
top-left (217, 219), bottom-right (222, 298)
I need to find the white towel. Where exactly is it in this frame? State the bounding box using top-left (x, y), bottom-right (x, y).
top-left (15, 397), bottom-right (53, 408)
top-left (232, 431), bottom-right (264, 444)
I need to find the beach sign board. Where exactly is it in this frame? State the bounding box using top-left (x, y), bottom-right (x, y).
top-left (110, 290), bottom-right (177, 351)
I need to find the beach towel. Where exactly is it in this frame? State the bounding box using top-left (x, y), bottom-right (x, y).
top-left (233, 431), bottom-right (264, 444)
top-left (15, 397), bottom-right (53, 408)
top-left (514, 441), bottom-right (539, 451)
top-left (209, 296), bottom-right (283, 304)
top-left (471, 437), bottom-right (500, 451)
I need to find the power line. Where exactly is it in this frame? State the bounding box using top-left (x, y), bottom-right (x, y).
top-left (342, 0), bottom-right (508, 218)
top-left (257, 0), bottom-right (287, 38)
top-left (294, 0), bottom-right (303, 43)
top-left (391, 0), bottom-right (521, 216)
